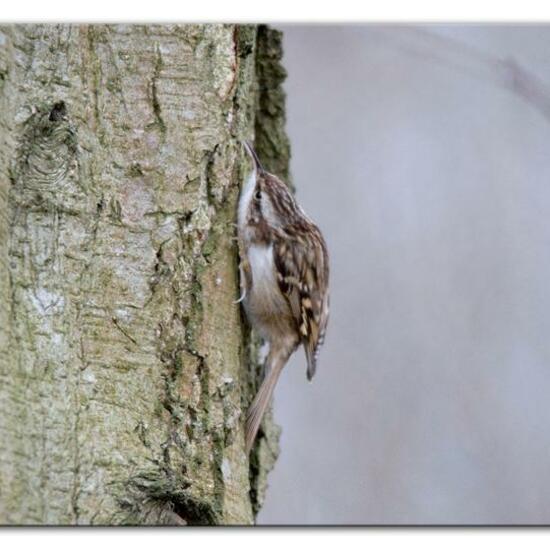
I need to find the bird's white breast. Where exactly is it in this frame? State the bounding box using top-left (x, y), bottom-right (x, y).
top-left (245, 243), bottom-right (289, 339)
top-left (248, 243), bottom-right (276, 290)
top-left (238, 167), bottom-right (257, 230)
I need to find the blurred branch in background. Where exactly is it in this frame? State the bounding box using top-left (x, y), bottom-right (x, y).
top-left (376, 27), bottom-right (550, 124)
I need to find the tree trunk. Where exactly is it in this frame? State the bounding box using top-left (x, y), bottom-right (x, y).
top-left (0, 24), bottom-right (289, 525)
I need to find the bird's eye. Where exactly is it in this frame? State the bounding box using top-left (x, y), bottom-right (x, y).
top-left (255, 189), bottom-right (262, 200)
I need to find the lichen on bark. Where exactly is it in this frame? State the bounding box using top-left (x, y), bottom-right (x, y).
top-left (0, 23), bottom-right (289, 525)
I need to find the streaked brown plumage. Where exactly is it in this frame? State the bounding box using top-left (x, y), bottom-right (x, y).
top-left (238, 141), bottom-right (329, 453)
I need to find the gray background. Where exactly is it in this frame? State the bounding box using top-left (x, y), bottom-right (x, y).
top-left (258, 25), bottom-right (550, 524)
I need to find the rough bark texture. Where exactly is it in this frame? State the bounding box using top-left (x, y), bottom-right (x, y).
top-left (0, 24), bottom-right (289, 525)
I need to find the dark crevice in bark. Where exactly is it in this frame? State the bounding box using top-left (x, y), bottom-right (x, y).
top-left (150, 44), bottom-right (166, 138)
top-left (254, 26), bottom-right (291, 185)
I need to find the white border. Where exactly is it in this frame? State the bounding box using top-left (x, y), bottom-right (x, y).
top-left (3, 530), bottom-right (550, 550)
top-left (1, 0), bottom-right (550, 22)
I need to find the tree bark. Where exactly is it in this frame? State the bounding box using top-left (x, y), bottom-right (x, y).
top-left (0, 24), bottom-right (289, 525)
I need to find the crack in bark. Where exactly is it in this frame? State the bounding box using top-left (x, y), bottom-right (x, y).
top-left (150, 44), bottom-right (166, 138)
top-left (111, 316), bottom-right (139, 346)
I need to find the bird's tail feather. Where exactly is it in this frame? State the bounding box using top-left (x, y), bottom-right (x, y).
top-left (245, 361), bottom-right (284, 453)
top-left (305, 345), bottom-right (317, 381)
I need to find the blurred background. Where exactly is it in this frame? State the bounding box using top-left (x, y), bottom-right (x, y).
top-left (258, 25), bottom-right (550, 524)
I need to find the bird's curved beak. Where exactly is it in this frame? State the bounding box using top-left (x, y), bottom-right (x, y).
top-left (243, 140), bottom-right (265, 175)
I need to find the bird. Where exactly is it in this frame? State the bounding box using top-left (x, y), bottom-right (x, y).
top-left (237, 141), bottom-right (330, 453)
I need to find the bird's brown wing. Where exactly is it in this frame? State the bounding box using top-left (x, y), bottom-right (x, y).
top-left (273, 227), bottom-right (329, 380)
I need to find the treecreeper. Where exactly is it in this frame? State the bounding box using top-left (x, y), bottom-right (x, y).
top-left (237, 142), bottom-right (330, 453)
